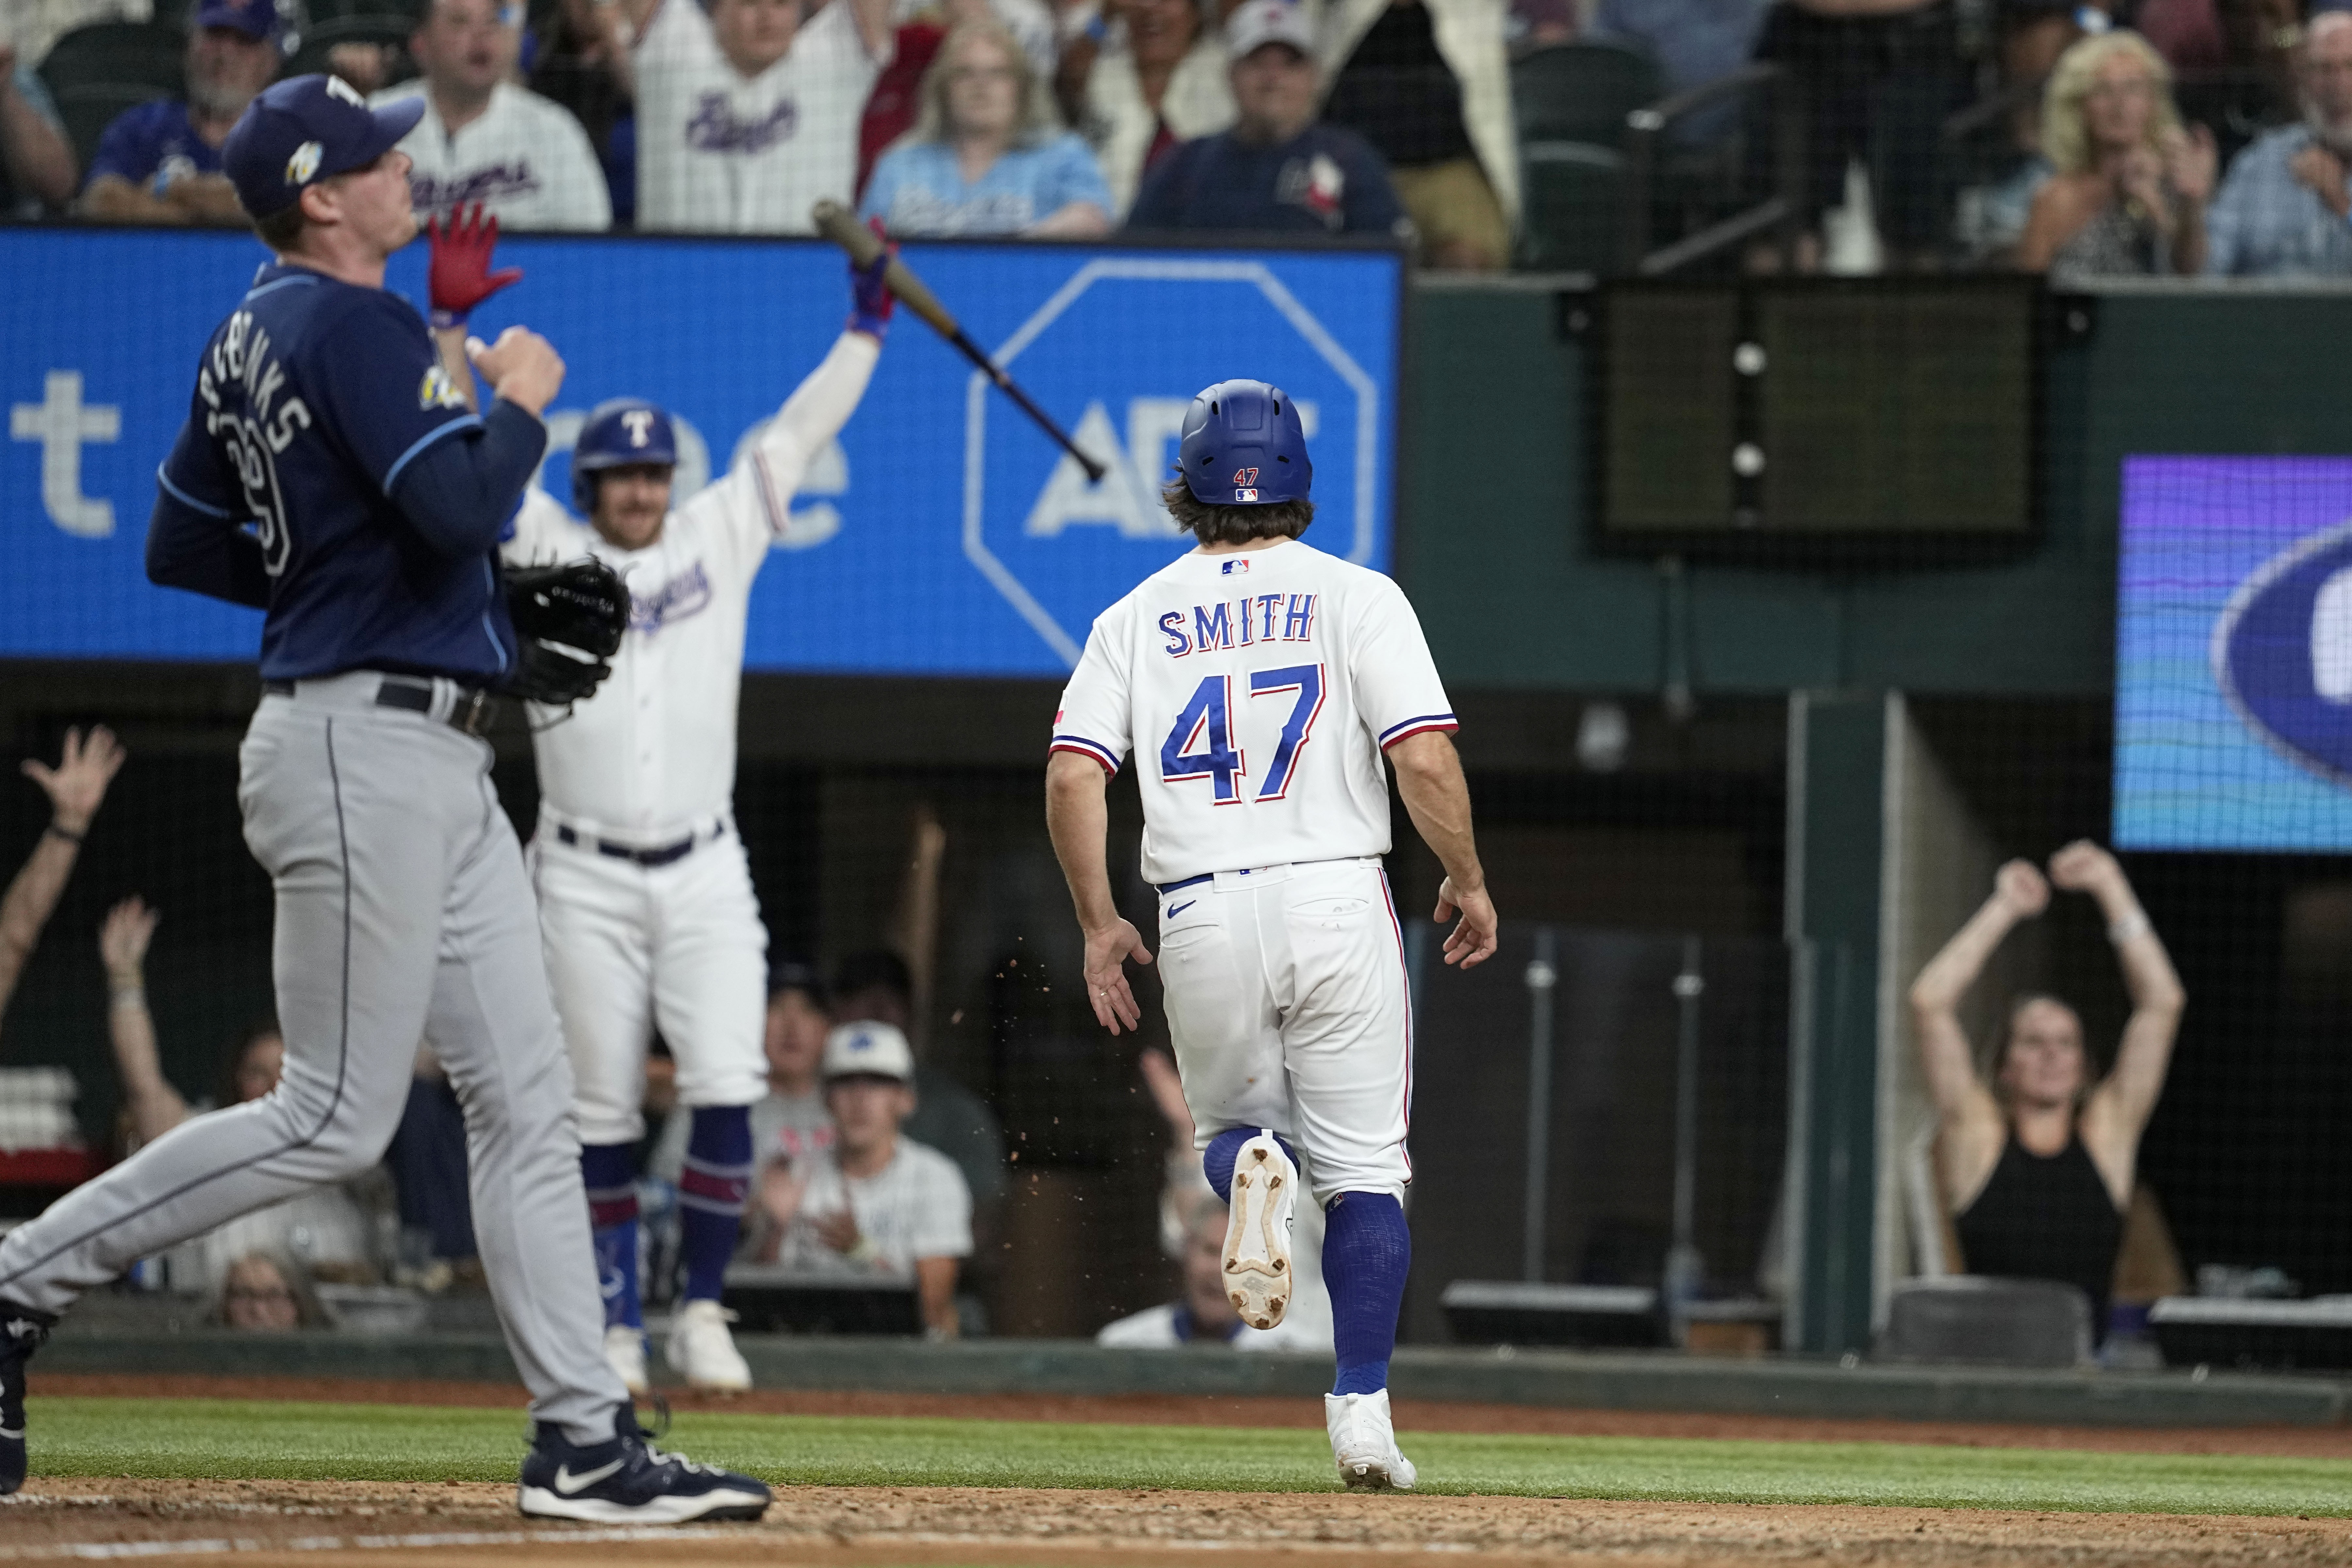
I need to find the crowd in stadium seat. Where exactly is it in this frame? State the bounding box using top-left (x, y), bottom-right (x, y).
top-left (9, 0), bottom-right (2352, 272)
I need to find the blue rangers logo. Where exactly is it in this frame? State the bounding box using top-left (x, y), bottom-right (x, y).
top-left (2212, 519), bottom-right (2352, 782)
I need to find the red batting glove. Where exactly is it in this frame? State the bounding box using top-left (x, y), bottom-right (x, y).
top-left (427, 203), bottom-right (523, 330)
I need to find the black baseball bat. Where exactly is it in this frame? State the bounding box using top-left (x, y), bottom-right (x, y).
top-left (811, 201), bottom-right (1109, 484)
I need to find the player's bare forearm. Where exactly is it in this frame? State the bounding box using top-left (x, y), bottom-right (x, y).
top-left (916, 1256), bottom-right (960, 1338)
top-left (1045, 751), bottom-right (1152, 1032)
top-left (1387, 731), bottom-right (1498, 968)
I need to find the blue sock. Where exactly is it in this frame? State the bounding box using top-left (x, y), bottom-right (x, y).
top-left (581, 1142), bottom-right (641, 1332)
top-left (678, 1105), bottom-right (753, 1304)
top-left (1323, 1192), bottom-right (1410, 1396)
top-left (1202, 1126), bottom-right (1299, 1203)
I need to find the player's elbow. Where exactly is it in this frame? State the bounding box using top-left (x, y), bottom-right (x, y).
top-left (1385, 728), bottom-right (1458, 783)
top-left (1045, 749), bottom-right (1111, 802)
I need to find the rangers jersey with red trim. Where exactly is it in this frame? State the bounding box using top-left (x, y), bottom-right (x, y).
top-left (502, 330), bottom-right (879, 840)
top-left (1051, 537), bottom-right (1455, 886)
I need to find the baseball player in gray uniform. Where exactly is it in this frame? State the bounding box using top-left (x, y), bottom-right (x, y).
top-left (0, 76), bottom-right (766, 1523)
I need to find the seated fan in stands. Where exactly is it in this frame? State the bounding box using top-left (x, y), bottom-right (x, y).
top-left (741, 1021), bottom-right (973, 1338)
top-left (1907, 842), bottom-right (2185, 1341)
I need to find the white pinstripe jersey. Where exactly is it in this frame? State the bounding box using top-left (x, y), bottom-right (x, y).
top-left (1051, 538), bottom-right (1456, 887)
top-left (501, 334), bottom-right (879, 840)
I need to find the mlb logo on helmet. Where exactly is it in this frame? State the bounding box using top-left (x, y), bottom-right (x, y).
top-left (1235, 487), bottom-right (1259, 502)
top-left (2215, 519), bottom-right (2352, 782)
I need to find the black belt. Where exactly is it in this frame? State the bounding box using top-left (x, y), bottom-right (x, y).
top-left (1157, 872), bottom-right (1214, 896)
top-left (555, 820), bottom-right (724, 868)
top-left (263, 676), bottom-right (493, 737)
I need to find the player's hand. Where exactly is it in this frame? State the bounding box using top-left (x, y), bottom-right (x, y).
top-left (24, 724), bottom-right (125, 835)
top-left (468, 326), bottom-right (564, 416)
top-left (1082, 916), bottom-right (1152, 1035)
top-left (428, 203), bottom-right (523, 328)
top-left (848, 221), bottom-right (896, 340)
top-left (99, 896), bottom-right (157, 981)
top-left (1434, 876), bottom-right (1497, 969)
top-left (2048, 840), bottom-right (2122, 895)
top-left (1994, 858), bottom-right (2051, 916)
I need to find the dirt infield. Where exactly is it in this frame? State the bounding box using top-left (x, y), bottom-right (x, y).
top-left (31, 1373), bottom-right (2352, 1459)
top-left (6, 1477), bottom-right (2352, 1567)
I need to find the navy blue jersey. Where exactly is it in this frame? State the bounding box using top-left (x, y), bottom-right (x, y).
top-left (1124, 125), bottom-right (1408, 239)
top-left (151, 262), bottom-right (526, 683)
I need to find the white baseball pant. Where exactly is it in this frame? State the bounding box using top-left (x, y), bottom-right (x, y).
top-left (1156, 857), bottom-right (1414, 1206)
top-left (529, 823), bottom-right (768, 1146)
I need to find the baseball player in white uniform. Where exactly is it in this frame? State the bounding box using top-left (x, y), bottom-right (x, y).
top-left (475, 233), bottom-right (895, 1393)
top-left (1045, 380), bottom-right (1497, 1491)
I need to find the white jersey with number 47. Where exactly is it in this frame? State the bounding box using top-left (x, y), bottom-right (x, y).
top-left (1051, 538), bottom-right (1457, 888)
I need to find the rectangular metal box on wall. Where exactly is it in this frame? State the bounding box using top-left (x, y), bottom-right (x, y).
top-left (1590, 278), bottom-right (2046, 560)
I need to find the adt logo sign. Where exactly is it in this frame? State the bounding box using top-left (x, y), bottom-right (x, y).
top-left (964, 259), bottom-right (1382, 666)
top-left (2215, 519), bottom-right (2352, 780)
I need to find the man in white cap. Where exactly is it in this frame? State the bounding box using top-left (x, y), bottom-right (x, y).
top-left (748, 1020), bottom-right (972, 1338)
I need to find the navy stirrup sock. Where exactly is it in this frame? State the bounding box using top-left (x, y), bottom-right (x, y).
top-left (678, 1104), bottom-right (753, 1304)
top-left (581, 1142), bottom-right (641, 1331)
top-left (1202, 1126), bottom-right (1298, 1203)
top-left (1323, 1191), bottom-right (1410, 1396)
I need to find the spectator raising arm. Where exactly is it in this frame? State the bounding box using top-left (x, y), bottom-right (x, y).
top-left (98, 897), bottom-right (192, 1146)
top-left (1908, 858), bottom-right (2042, 1182)
top-left (1, 727), bottom-right (127, 1036)
top-left (0, 50), bottom-right (78, 210)
top-left (2051, 841), bottom-right (2185, 1167)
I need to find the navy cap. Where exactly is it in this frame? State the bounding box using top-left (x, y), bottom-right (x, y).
top-left (222, 74), bottom-right (424, 219)
top-left (194, 0), bottom-right (289, 43)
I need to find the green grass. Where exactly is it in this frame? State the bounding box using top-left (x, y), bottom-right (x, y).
top-left (25, 1396), bottom-right (2352, 1517)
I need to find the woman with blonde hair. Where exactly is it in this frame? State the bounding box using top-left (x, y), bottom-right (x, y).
top-left (860, 16), bottom-right (1114, 236)
top-left (2017, 29), bottom-right (2216, 276)
top-left (1907, 841), bottom-right (2185, 1336)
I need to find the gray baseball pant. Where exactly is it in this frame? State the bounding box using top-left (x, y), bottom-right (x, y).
top-left (0, 672), bottom-right (627, 1443)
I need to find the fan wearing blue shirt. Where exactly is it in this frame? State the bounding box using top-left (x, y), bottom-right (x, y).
top-left (80, 0), bottom-right (285, 225)
top-left (1125, 0), bottom-right (1407, 240)
top-left (859, 15), bottom-right (1111, 237)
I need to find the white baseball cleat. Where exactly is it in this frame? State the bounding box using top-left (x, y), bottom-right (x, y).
top-left (603, 1324), bottom-right (648, 1397)
top-left (1326, 1391), bottom-right (1417, 1491)
top-left (1222, 1131), bottom-right (1296, 1330)
top-left (668, 1298), bottom-right (753, 1392)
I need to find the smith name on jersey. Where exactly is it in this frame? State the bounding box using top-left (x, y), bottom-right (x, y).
top-left (1051, 538), bottom-right (1455, 889)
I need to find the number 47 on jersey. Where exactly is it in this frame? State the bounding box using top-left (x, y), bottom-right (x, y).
top-left (1160, 664), bottom-right (1325, 804)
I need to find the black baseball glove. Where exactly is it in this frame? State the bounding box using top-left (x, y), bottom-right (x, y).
top-left (502, 558), bottom-right (629, 706)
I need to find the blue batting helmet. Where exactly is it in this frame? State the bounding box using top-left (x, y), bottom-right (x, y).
top-left (1177, 380), bottom-right (1310, 506)
top-left (571, 398), bottom-right (677, 515)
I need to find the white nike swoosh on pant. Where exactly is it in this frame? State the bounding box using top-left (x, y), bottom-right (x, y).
top-left (0, 1426), bottom-right (21, 1439)
top-left (553, 1459), bottom-right (625, 1494)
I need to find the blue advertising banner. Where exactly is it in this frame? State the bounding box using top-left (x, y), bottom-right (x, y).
top-left (2, 228), bottom-right (1404, 676)
top-left (2114, 455), bottom-right (2352, 851)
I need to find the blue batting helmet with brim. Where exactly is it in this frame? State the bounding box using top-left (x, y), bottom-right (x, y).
top-left (571, 398), bottom-right (677, 515)
top-left (1177, 379), bottom-right (1310, 506)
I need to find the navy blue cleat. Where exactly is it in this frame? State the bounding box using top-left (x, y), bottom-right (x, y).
top-left (517, 1408), bottom-right (771, 1523)
top-left (1, 1302), bottom-right (57, 1496)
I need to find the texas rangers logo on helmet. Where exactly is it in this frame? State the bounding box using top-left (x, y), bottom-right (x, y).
top-left (621, 410), bottom-right (657, 449)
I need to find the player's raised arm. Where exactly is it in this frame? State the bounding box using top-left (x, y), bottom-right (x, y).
top-left (699, 248), bottom-right (895, 561)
